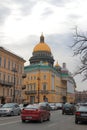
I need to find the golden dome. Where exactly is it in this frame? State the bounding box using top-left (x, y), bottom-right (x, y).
top-left (33, 34), bottom-right (51, 53)
top-left (55, 61), bottom-right (60, 67)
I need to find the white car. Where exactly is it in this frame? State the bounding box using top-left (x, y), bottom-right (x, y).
top-left (19, 104), bottom-right (24, 110)
top-left (0, 103), bottom-right (21, 116)
top-left (56, 103), bottom-right (63, 109)
top-left (49, 103), bottom-right (57, 110)
top-left (0, 104), bottom-right (3, 108)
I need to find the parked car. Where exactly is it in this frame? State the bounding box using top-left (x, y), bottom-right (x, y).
top-left (62, 103), bottom-right (76, 115)
top-left (0, 103), bottom-right (21, 116)
top-left (19, 104), bottom-right (24, 110)
top-left (0, 104), bottom-right (3, 108)
top-left (21, 104), bottom-right (50, 123)
top-left (19, 102), bottom-right (29, 110)
top-left (39, 102), bottom-right (51, 111)
top-left (49, 103), bottom-right (57, 110)
top-left (56, 103), bottom-right (63, 110)
top-left (75, 105), bottom-right (87, 124)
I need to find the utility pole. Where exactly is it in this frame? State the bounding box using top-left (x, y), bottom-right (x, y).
top-left (12, 68), bottom-right (17, 102)
top-left (37, 64), bottom-right (41, 103)
top-left (37, 77), bottom-right (40, 103)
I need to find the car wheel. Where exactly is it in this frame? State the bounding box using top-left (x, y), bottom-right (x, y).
top-left (47, 115), bottom-right (50, 121)
top-left (75, 119), bottom-right (78, 124)
top-left (39, 116), bottom-right (43, 123)
top-left (22, 119), bottom-right (25, 123)
top-left (10, 111), bottom-right (14, 116)
top-left (62, 111), bottom-right (64, 115)
top-left (72, 112), bottom-right (74, 115)
top-left (18, 110), bottom-right (21, 115)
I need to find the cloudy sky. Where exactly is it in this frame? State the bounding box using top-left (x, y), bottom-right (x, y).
top-left (1, 0), bottom-right (87, 91)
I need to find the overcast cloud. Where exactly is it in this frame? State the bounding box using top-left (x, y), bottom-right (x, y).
top-left (0, 0), bottom-right (87, 91)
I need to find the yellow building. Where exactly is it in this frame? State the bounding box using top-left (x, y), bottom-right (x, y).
top-left (0, 47), bottom-right (25, 104)
top-left (23, 34), bottom-right (76, 104)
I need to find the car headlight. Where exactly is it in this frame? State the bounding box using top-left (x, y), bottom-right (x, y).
top-left (6, 110), bottom-right (11, 112)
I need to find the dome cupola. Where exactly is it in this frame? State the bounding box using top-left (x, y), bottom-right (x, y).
top-left (33, 33), bottom-right (51, 53)
top-left (40, 33), bottom-right (44, 43)
top-left (29, 34), bottom-right (54, 66)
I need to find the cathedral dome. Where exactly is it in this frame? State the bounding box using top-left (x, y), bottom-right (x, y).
top-left (55, 61), bottom-right (60, 67)
top-left (29, 34), bottom-right (54, 66)
top-left (33, 34), bottom-right (51, 53)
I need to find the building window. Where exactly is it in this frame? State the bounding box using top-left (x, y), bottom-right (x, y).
top-left (3, 74), bottom-right (5, 81)
top-left (34, 76), bottom-right (36, 80)
top-left (8, 75), bottom-right (10, 82)
top-left (43, 83), bottom-right (46, 90)
top-left (30, 84), bottom-right (32, 90)
top-left (31, 76), bottom-right (32, 80)
top-left (0, 73), bottom-right (1, 79)
top-left (15, 77), bottom-right (17, 85)
top-left (11, 76), bottom-right (13, 83)
top-left (3, 88), bottom-right (5, 96)
top-left (7, 88), bottom-right (9, 96)
top-left (29, 84), bottom-right (32, 90)
top-left (4, 58), bottom-right (6, 68)
top-left (19, 65), bottom-right (22, 73)
top-left (20, 78), bottom-right (22, 85)
top-left (10, 89), bottom-right (12, 96)
top-left (51, 75), bottom-right (55, 90)
top-left (8, 60), bottom-right (10, 70)
top-left (27, 85), bottom-right (29, 90)
top-left (0, 57), bottom-right (2, 66)
top-left (43, 75), bottom-right (46, 80)
top-left (33, 83), bottom-right (36, 90)
top-left (12, 61), bottom-right (13, 69)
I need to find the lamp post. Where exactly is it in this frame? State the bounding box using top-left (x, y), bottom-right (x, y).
top-left (12, 68), bottom-right (17, 102)
top-left (37, 77), bottom-right (40, 103)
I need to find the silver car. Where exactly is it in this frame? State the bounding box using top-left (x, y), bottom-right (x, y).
top-left (0, 103), bottom-right (21, 116)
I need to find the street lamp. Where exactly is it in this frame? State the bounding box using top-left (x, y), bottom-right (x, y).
top-left (12, 68), bottom-right (17, 102)
top-left (37, 77), bottom-right (40, 103)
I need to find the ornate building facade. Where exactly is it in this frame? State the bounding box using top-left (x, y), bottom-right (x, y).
top-left (0, 47), bottom-right (25, 104)
top-left (22, 34), bottom-right (76, 104)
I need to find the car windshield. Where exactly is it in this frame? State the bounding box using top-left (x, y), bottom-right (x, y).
top-left (78, 106), bottom-right (87, 111)
top-left (25, 104), bottom-right (39, 110)
top-left (2, 103), bottom-right (14, 108)
top-left (80, 103), bottom-right (87, 106)
top-left (64, 103), bottom-right (72, 107)
top-left (49, 103), bottom-right (55, 106)
top-left (39, 102), bottom-right (48, 106)
top-left (56, 103), bottom-right (62, 106)
top-left (19, 104), bottom-right (23, 107)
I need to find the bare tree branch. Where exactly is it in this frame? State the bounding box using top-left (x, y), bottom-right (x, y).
top-left (71, 27), bottom-right (87, 81)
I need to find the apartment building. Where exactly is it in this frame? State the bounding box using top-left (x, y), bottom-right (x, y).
top-left (0, 47), bottom-right (25, 104)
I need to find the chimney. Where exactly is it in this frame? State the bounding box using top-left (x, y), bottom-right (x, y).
top-left (62, 63), bottom-right (66, 69)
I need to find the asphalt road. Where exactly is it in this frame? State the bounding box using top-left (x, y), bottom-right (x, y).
top-left (0, 110), bottom-right (87, 130)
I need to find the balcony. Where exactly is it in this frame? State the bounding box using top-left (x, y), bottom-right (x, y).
top-left (25, 90), bottom-right (37, 95)
top-left (40, 90), bottom-right (49, 94)
top-left (0, 80), bottom-right (13, 87)
top-left (22, 85), bottom-right (26, 90)
top-left (22, 73), bottom-right (26, 78)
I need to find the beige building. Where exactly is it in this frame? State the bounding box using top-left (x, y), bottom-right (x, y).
top-left (0, 47), bottom-right (25, 104)
top-left (75, 90), bottom-right (87, 103)
top-left (22, 34), bottom-right (76, 104)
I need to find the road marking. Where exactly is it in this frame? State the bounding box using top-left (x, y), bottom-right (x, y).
top-left (0, 120), bottom-right (21, 126)
top-left (47, 116), bottom-right (74, 128)
top-left (0, 116), bottom-right (20, 121)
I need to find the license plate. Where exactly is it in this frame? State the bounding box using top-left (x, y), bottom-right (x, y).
top-left (81, 114), bottom-right (87, 116)
top-left (66, 108), bottom-right (69, 110)
top-left (26, 116), bottom-right (32, 119)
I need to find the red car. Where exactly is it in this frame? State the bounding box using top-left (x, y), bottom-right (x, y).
top-left (21, 104), bottom-right (50, 123)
